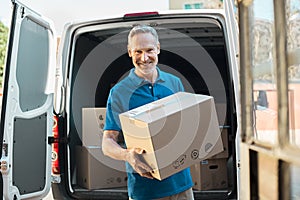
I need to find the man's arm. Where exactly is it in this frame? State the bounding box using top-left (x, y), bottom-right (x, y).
top-left (102, 130), bottom-right (153, 179)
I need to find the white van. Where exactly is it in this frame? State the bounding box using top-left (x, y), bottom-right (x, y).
top-left (0, 0), bottom-right (240, 199)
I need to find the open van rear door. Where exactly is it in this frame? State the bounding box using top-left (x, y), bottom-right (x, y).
top-left (0, 1), bottom-right (56, 199)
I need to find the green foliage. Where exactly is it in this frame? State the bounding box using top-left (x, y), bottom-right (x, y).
top-left (0, 21), bottom-right (9, 89)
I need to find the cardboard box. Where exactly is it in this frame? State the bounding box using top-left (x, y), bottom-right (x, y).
top-left (119, 92), bottom-right (223, 180)
top-left (215, 103), bottom-right (227, 125)
top-left (190, 159), bottom-right (228, 190)
top-left (210, 128), bottom-right (229, 159)
top-left (82, 108), bottom-right (106, 146)
top-left (76, 146), bottom-right (127, 189)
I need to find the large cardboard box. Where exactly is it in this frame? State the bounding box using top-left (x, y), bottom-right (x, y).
top-left (119, 92), bottom-right (223, 180)
top-left (215, 103), bottom-right (227, 126)
top-left (76, 146), bottom-right (127, 189)
top-left (210, 128), bottom-right (229, 159)
top-left (82, 108), bottom-right (106, 146)
top-left (190, 159), bottom-right (228, 190)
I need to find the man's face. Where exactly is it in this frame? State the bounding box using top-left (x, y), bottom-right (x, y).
top-left (128, 32), bottom-right (160, 76)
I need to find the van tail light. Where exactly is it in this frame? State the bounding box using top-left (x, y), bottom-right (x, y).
top-left (52, 115), bottom-right (60, 175)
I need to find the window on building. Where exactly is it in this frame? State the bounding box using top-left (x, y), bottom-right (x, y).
top-left (184, 4), bottom-right (192, 9)
top-left (286, 0), bottom-right (300, 148)
top-left (194, 3), bottom-right (202, 9)
top-left (250, 0), bottom-right (277, 145)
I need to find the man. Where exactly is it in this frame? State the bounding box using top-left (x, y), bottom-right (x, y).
top-left (102, 25), bottom-right (194, 200)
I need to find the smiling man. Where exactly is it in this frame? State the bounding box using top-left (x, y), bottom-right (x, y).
top-left (102, 25), bottom-right (194, 200)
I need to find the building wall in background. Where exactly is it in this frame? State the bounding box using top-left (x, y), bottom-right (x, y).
top-left (169, 0), bottom-right (223, 10)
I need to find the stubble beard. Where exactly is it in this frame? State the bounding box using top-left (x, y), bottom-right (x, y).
top-left (135, 62), bottom-right (157, 76)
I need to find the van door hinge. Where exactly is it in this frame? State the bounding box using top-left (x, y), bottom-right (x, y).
top-left (20, 6), bottom-right (25, 18)
top-left (48, 136), bottom-right (68, 144)
top-left (0, 143), bottom-right (9, 174)
top-left (0, 159), bottom-right (9, 174)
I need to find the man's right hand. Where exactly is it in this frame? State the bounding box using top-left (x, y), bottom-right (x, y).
top-left (125, 148), bottom-right (154, 179)
top-left (102, 130), bottom-right (154, 179)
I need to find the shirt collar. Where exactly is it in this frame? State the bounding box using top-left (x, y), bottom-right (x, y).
top-left (128, 67), bottom-right (165, 86)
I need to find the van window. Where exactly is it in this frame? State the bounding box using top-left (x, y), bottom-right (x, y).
top-left (16, 17), bottom-right (49, 111)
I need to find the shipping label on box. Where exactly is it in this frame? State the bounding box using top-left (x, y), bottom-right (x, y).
top-left (119, 92), bottom-right (223, 180)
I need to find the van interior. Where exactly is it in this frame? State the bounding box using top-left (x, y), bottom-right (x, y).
top-left (60, 17), bottom-right (238, 199)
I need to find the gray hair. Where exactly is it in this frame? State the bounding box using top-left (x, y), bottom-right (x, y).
top-left (128, 25), bottom-right (159, 47)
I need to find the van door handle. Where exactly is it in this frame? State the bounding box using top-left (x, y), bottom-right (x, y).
top-left (48, 136), bottom-right (68, 144)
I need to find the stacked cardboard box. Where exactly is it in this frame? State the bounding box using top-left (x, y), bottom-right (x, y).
top-left (76, 146), bottom-right (127, 189)
top-left (76, 108), bottom-right (127, 190)
top-left (81, 107), bottom-right (106, 146)
top-left (190, 157), bottom-right (228, 190)
top-left (190, 126), bottom-right (229, 190)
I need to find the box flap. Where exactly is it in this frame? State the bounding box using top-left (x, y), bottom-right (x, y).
top-left (120, 92), bottom-right (212, 123)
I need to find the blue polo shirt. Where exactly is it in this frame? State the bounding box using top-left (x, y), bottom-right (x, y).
top-left (104, 67), bottom-right (193, 200)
